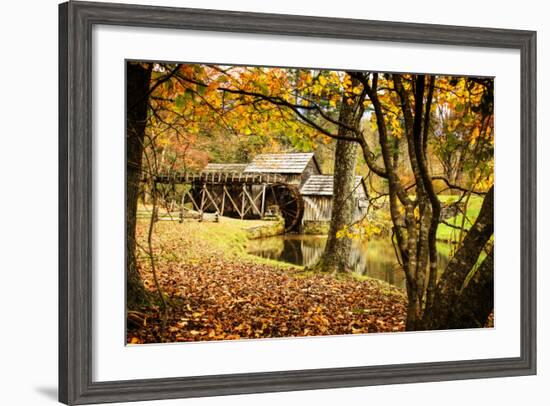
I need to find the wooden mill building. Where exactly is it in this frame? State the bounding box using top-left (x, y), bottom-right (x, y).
top-left (155, 152), bottom-right (369, 232)
top-left (300, 175), bottom-right (369, 230)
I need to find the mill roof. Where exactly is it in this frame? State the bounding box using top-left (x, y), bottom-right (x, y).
top-left (244, 153), bottom-right (318, 174)
top-left (203, 163), bottom-right (248, 172)
top-left (300, 175), bottom-right (367, 196)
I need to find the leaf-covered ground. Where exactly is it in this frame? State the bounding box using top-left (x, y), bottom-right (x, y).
top-left (128, 217), bottom-right (408, 344)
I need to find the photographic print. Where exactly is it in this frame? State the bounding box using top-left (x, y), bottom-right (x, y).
top-left (126, 62), bottom-right (494, 344)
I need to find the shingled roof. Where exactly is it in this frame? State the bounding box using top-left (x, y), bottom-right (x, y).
top-left (244, 153), bottom-right (317, 174)
top-left (300, 175), bottom-right (366, 196)
top-left (203, 163), bottom-right (248, 172)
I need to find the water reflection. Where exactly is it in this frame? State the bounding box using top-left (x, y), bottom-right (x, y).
top-left (247, 235), bottom-right (450, 289)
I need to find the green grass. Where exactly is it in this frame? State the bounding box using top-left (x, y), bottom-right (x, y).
top-left (436, 195), bottom-right (483, 242)
top-left (136, 212), bottom-right (297, 269)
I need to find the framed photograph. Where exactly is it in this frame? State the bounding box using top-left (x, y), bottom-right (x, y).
top-left (59, 1), bottom-right (536, 404)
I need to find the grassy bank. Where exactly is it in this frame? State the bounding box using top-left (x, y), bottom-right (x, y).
top-left (436, 195), bottom-right (483, 242)
top-left (136, 215), bottom-right (294, 268)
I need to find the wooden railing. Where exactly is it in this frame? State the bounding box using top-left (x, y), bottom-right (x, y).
top-left (152, 171), bottom-right (287, 185)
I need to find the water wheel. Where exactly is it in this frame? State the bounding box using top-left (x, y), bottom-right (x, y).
top-left (269, 184), bottom-right (304, 232)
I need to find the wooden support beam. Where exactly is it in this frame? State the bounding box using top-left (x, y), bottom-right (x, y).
top-left (221, 187), bottom-right (226, 216)
top-left (242, 185), bottom-right (262, 216)
top-left (242, 188), bottom-right (252, 217)
top-left (223, 185), bottom-right (242, 217)
top-left (184, 189), bottom-right (200, 212)
top-left (251, 187), bottom-right (265, 216)
top-left (261, 184), bottom-right (266, 217)
top-left (199, 184), bottom-right (206, 221)
top-left (241, 185), bottom-right (246, 219)
top-left (203, 186), bottom-right (221, 214)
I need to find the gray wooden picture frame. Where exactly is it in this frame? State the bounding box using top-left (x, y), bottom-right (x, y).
top-left (59, 1), bottom-right (537, 404)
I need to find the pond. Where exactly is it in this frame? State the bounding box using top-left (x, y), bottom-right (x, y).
top-left (247, 234), bottom-right (451, 289)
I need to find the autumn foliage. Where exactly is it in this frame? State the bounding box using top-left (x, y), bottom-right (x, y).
top-left (126, 61), bottom-right (495, 341)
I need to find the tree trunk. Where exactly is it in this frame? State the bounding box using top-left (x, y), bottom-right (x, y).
top-left (317, 92), bottom-right (359, 273)
top-left (424, 186), bottom-right (494, 329)
top-left (445, 247), bottom-right (494, 329)
top-left (126, 62), bottom-right (152, 309)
